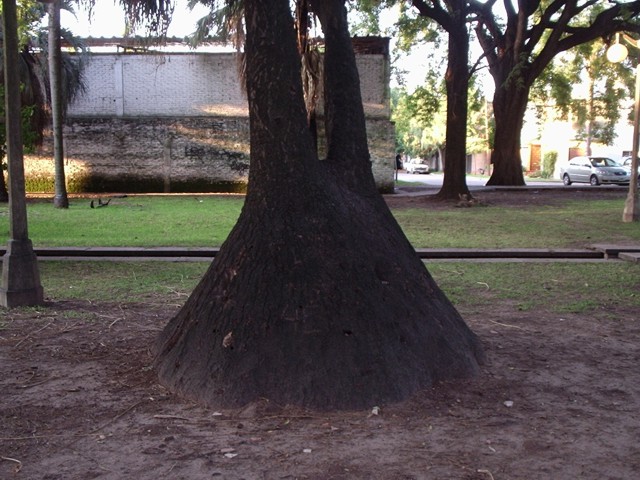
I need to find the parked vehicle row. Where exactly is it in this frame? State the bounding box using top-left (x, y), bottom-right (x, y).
top-left (561, 156), bottom-right (631, 186)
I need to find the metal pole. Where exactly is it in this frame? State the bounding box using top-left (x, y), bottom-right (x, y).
top-left (1, 0), bottom-right (44, 307)
top-left (623, 64), bottom-right (640, 222)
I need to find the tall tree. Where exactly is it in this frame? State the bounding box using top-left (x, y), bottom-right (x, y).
top-left (153, 0), bottom-right (483, 410)
top-left (403, 0), bottom-right (474, 199)
top-left (473, 0), bottom-right (640, 186)
top-left (0, 0), bottom-right (85, 202)
top-left (0, 0), bottom-right (46, 201)
top-left (48, 0), bottom-right (69, 208)
top-left (1, 0), bottom-right (44, 308)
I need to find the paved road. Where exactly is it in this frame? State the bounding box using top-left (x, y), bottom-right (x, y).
top-left (394, 172), bottom-right (629, 190)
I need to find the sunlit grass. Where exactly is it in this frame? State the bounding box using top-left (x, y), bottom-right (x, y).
top-left (2, 195), bottom-right (243, 247)
top-left (1, 194), bottom-right (638, 249)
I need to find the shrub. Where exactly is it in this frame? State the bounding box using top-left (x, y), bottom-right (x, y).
top-left (541, 151), bottom-right (558, 179)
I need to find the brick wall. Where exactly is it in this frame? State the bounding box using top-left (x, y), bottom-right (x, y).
top-left (25, 47), bottom-right (395, 194)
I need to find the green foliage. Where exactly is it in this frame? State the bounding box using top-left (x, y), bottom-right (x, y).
top-left (0, 85), bottom-right (40, 164)
top-left (531, 38), bottom-right (632, 148)
top-left (392, 72), bottom-right (490, 157)
top-left (466, 78), bottom-right (493, 153)
top-left (347, 0), bottom-right (385, 36)
top-left (0, 0), bottom-right (47, 48)
top-left (184, 0), bottom-right (245, 48)
top-left (1, 1), bottom-right (88, 138)
top-left (541, 151), bottom-right (558, 178)
top-left (391, 85), bottom-right (445, 158)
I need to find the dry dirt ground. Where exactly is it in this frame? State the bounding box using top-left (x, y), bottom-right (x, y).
top-left (2, 188), bottom-right (639, 480)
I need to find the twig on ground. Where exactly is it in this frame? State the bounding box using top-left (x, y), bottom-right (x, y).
top-left (488, 319), bottom-right (525, 330)
top-left (90, 399), bottom-right (149, 434)
top-left (14, 321), bottom-right (55, 348)
top-left (1, 456), bottom-right (23, 473)
top-left (18, 376), bottom-right (60, 389)
top-left (153, 414), bottom-right (191, 421)
top-left (108, 317), bottom-right (123, 328)
top-left (477, 469), bottom-right (495, 480)
top-left (165, 287), bottom-right (189, 297)
top-left (0, 433), bottom-right (94, 441)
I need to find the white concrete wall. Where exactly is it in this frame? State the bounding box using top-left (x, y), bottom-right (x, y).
top-left (70, 52), bottom-right (391, 119)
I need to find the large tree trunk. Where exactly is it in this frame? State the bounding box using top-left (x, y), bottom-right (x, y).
top-left (311, 0), bottom-right (377, 194)
top-left (438, 4), bottom-right (471, 200)
top-left (154, 0), bottom-right (483, 410)
top-left (486, 81), bottom-right (528, 186)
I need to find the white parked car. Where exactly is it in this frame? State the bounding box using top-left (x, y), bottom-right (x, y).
top-left (561, 156), bottom-right (630, 186)
top-left (405, 158), bottom-right (430, 174)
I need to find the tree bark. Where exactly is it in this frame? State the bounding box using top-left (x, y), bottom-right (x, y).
top-left (411, 0), bottom-right (471, 200)
top-left (438, 3), bottom-right (471, 200)
top-left (486, 80), bottom-right (528, 186)
top-left (154, 0), bottom-right (483, 410)
top-left (310, 0), bottom-right (376, 194)
top-left (48, 0), bottom-right (69, 209)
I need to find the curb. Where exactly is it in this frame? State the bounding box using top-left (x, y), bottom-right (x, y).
top-left (0, 246), bottom-right (624, 261)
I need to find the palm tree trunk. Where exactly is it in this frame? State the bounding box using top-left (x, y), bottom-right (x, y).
top-left (48, 0), bottom-right (69, 208)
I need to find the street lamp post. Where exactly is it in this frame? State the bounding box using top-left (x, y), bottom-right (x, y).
top-left (607, 36), bottom-right (640, 223)
top-left (1, 0), bottom-right (44, 307)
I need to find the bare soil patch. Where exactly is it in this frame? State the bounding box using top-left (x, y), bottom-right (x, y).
top-left (386, 185), bottom-right (630, 210)
top-left (2, 188), bottom-right (639, 479)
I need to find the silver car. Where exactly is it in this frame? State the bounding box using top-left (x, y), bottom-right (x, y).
top-left (562, 156), bottom-right (630, 186)
top-left (621, 156), bottom-right (640, 181)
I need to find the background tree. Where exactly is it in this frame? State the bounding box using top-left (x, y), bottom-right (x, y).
top-left (391, 72), bottom-right (487, 171)
top-left (48, 0), bottom-right (69, 208)
top-left (399, 0), bottom-right (475, 199)
top-left (353, 0), bottom-right (478, 198)
top-left (473, 0), bottom-right (640, 186)
top-left (0, 85), bottom-right (39, 201)
top-left (0, 1), bottom-right (46, 201)
top-left (150, 0), bottom-right (483, 410)
top-left (0, 0), bottom-right (85, 203)
top-left (533, 39), bottom-right (630, 155)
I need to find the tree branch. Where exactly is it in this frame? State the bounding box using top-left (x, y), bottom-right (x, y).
top-left (411, 0), bottom-right (455, 33)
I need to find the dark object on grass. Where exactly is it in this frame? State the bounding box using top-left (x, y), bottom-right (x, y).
top-left (90, 198), bottom-right (111, 208)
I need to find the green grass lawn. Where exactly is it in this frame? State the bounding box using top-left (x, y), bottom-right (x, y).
top-left (393, 200), bottom-right (640, 248)
top-left (3, 196), bottom-right (244, 247)
top-left (2, 192), bottom-right (638, 315)
top-left (35, 261), bottom-right (640, 315)
top-left (1, 193), bottom-right (639, 248)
